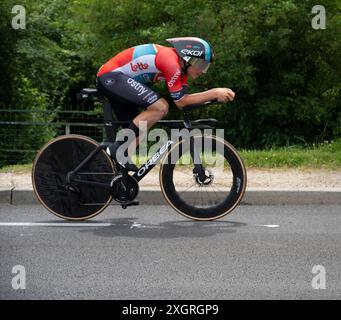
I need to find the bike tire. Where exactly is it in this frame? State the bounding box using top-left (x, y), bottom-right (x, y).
top-left (32, 135), bottom-right (115, 220)
top-left (159, 135), bottom-right (247, 221)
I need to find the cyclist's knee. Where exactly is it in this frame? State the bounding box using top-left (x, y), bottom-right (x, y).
top-left (149, 99), bottom-right (169, 118)
top-left (159, 103), bottom-right (169, 118)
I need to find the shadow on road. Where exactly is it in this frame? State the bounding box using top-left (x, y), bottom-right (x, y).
top-left (77, 217), bottom-right (247, 239)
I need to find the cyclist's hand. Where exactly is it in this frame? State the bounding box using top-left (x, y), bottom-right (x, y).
top-left (214, 88), bottom-right (235, 103)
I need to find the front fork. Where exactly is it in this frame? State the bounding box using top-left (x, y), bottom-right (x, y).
top-left (190, 135), bottom-right (206, 182)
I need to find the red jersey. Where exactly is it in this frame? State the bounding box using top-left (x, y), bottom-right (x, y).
top-left (97, 44), bottom-right (188, 101)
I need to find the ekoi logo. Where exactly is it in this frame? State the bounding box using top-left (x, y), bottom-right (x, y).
top-left (180, 49), bottom-right (203, 57)
top-left (137, 141), bottom-right (174, 177)
top-left (168, 70), bottom-right (181, 88)
top-left (130, 62), bottom-right (149, 72)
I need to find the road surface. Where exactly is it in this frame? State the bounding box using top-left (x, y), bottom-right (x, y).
top-left (0, 204), bottom-right (340, 299)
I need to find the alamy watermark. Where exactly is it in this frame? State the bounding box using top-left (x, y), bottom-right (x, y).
top-left (11, 5), bottom-right (26, 29)
top-left (312, 5), bottom-right (326, 30)
top-left (11, 265), bottom-right (26, 290)
top-left (113, 121), bottom-right (226, 168)
top-left (312, 265), bottom-right (326, 290)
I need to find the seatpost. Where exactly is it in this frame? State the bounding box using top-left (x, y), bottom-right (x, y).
top-left (99, 96), bottom-right (117, 142)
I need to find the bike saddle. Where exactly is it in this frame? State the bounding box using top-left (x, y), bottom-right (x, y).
top-left (77, 88), bottom-right (98, 100)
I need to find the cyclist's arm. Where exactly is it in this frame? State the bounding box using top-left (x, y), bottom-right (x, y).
top-left (176, 88), bottom-right (236, 108)
top-left (174, 90), bottom-right (217, 108)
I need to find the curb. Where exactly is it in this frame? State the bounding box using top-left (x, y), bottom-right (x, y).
top-left (241, 189), bottom-right (341, 205)
top-left (1, 188), bottom-right (341, 206)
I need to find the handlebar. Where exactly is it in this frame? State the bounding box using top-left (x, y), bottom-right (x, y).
top-left (181, 99), bottom-right (220, 112)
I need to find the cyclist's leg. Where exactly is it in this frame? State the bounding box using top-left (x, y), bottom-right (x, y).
top-left (97, 72), bottom-right (167, 168)
top-left (110, 101), bottom-right (148, 157)
top-left (97, 71), bottom-right (167, 128)
top-left (125, 99), bottom-right (169, 159)
top-left (132, 98), bottom-right (169, 129)
top-left (115, 99), bottom-right (168, 155)
top-left (110, 100), bottom-right (140, 127)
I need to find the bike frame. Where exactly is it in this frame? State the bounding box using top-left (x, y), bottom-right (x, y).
top-left (67, 96), bottom-right (216, 189)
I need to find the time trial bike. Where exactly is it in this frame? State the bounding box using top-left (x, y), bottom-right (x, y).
top-left (32, 88), bottom-right (247, 221)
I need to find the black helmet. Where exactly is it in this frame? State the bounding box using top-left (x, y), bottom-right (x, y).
top-left (166, 37), bottom-right (213, 73)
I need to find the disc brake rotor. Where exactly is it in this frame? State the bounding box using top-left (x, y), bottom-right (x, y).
top-left (193, 168), bottom-right (214, 186)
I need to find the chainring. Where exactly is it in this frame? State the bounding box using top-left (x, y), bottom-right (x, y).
top-left (110, 174), bottom-right (139, 204)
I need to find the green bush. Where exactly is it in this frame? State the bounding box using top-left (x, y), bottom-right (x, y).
top-left (0, 0), bottom-right (340, 167)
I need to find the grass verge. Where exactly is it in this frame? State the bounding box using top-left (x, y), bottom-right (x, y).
top-left (1, 138), bottom-right (340, 173)
top-left (240, 138), bottom-right (341, 169)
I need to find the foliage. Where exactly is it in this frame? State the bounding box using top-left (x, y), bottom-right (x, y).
top-left (0, 0), bottom-right (340, 166)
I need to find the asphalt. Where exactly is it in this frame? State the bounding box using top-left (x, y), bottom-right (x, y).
top-left (0, 204), bottom-right (340, 299)
top-left (1, 168), bottom-right (341, 206)
top-left (0, 187), bottom-right (341, 206)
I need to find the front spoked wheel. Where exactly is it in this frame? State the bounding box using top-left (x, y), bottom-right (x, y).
top-left (159, 135), bottom-right (247, 221)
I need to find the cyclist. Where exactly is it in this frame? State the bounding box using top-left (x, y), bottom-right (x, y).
top-left (96, 37), bottom-right (235, 171)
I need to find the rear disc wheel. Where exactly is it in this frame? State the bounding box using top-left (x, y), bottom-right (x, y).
top-left (32, 135), bottom-right (115, 220)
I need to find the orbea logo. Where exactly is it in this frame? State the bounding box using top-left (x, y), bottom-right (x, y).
top-left (137, 140), bottom-right (174, 177)
top-left (180, 49), bottom-right (203, 57)
top-left (168, 70), bottom-right (181, 88)
top-left (130, 62), bottom-right (149, 72)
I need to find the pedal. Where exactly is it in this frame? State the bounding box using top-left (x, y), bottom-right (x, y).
top-left (121, 201), bottom-right (139, 209)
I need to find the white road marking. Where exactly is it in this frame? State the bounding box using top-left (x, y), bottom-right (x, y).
top-left (130, 222), bottom-right (143, 229)
top-left (0, 222), bottom-right (277, 229)
top-left (0, 222), bottom-right (115, 227)
top-left (255, 224), bottom-right (279, 228)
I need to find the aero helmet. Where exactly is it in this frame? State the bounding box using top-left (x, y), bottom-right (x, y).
top-left (166, 37), bottom-right (213, 73)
